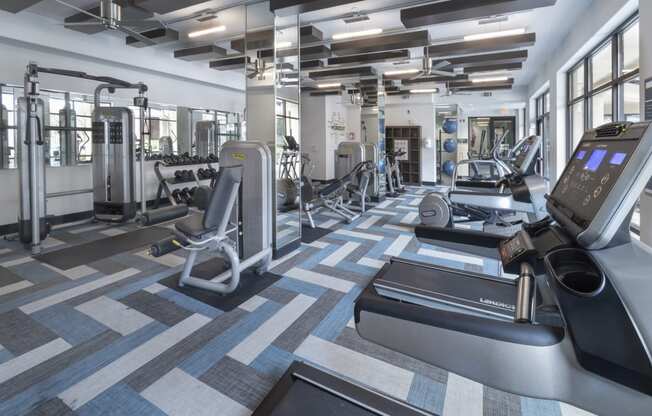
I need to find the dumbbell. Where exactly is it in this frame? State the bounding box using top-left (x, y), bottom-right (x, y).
top-left (207, 168), bottom-right (217, 178)
top-left (171, 189), bottom-right (183, 204)
top-left (180, 188), bottom-right (193, 204)
top-left (197, 168), bottom-right (206, 180)
top-left (208, 154), bottom-right (219, 163)
top-left (174, 170), bottom-right (184, 181)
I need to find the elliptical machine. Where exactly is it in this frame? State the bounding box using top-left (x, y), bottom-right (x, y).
top-left (385, 149), bottom-right (406, 197)
top-left (420, 135), bottom-right (546, 229)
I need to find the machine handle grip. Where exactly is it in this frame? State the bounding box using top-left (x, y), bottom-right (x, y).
top-left (515, 263), bottom-right (535, 324)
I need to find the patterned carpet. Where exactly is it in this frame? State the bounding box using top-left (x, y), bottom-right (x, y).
top-left (0, 187), bottom-right (593, 416)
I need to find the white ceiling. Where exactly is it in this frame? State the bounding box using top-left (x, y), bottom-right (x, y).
top-left (21, 0), bottom-right (594, 87)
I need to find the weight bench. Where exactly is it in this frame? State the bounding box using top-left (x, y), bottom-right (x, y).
top-left (172, 165), bottom-right (272, 294)
top-left (302, 162), bottom-right (373, 228)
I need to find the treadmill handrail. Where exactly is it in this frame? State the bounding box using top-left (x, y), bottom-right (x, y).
top-left (355, 283), bottom-right (565, 347)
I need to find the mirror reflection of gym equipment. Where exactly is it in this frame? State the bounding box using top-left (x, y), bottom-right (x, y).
top-left (0, 2), bottom-right (650, 416)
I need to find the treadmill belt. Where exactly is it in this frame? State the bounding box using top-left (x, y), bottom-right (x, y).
top-left (374, 261), bottom-right (517, 319)
top-left (269, 379), bottom-right (375, 416)
top-left (36, 226), bottom-right (172, 270)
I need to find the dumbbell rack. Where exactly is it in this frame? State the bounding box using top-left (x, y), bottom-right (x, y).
top-left (153, 161), bottom-right (216, 208)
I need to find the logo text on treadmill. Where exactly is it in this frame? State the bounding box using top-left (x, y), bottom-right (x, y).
top-left (480, 298), bottom-right (516, 311)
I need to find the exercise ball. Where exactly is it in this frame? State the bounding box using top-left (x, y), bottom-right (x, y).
top-left (442, 118), bottom-right (458, 134)
top-left (443, 139), bottom-right (457, 153)
top-left (442, 160), bottom-right (456, 176)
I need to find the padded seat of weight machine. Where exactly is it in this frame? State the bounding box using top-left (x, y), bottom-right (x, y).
top-left (318, 177), bottom-right (346, 198)
top-left (175, 214), bottom-right (218, 239)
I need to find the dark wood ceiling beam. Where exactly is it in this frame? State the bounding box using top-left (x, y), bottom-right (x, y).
top-left (331, 30), bottom-right (429, 56)
top-left (126, 28), bottom-right (179, 47)
top-left (453, 85), bottom-right (513, 92)
top-left (231, 30), bottom-right (275, 53)
top-left (434, 50), bottom-right (528, 68)
top-left (209, 56), bottom-right (250, 71)
top-left (258, 45), bottom-right (331, 60)
top-left (425, 33), bottom-right (536, 58)
top-left (0, 0), bottom-right (44, 13)
top-left (309, 66), bottom-right (376, 80)
top-left (174, 45), bottom-right (227, 61)
top-left (301, 26), bottom-right (323, 44)
top-left (401, 0), bottom-right (557, 28)
top-left (131, 0), bottom-right (207, 14)
top-left (463, 62), bottom-right (523, 73)
top-left (328, 50), bottom-right (411, 66)
top-left (270, 0), bottom-right (360, 15)
top-left (448, 78), bottom-right (514, 88)
top-left (301, 60), bottom-right (324, 70)
top-left (401, 75), bottom-right (468, 84)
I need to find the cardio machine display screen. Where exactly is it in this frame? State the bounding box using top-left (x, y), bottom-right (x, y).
top-left (551, 139), bottom-right (638, 228)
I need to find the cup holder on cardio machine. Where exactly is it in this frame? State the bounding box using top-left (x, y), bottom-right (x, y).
top-left (544, 248), bottom-right (605, 298)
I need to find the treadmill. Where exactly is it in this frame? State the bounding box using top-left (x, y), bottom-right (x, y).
top-left (252, 361), bottom-right (433, 416)
top-left (356, 122), bottom-right (652, 416)
top-left (453, 133), bottom-right (540, 192)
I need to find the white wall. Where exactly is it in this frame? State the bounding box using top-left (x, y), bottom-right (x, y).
top-left (301, 92), bottom-right (353, 180)
top-left (525, 0), bottom-right (638, 183)
top-left (385, 94), bottom-right (437, 183)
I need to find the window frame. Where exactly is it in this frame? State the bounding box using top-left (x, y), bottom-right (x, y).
top-left (566, 13), bottom-right (639, 158)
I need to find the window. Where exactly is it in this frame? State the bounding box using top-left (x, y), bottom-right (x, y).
top-left (535, 90), bottom-right (550, 176)
top-left (567, 14), bottom-right (639, 156)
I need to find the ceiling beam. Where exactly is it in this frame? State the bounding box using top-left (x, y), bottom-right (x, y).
top-left (258, 45), bottom-right (331, 60)
top-left (434, 50), bottom-right (528, 68)
top-left (309, 66), bottom-right (376, 80)
top-left (0, 0), bottom-right (43, 13)
top-left (126, 28), bottom-right (179, 48)
top-left (209, 56), bottom-right (251, 71)
top-left (270, 0), bottom-right (360, 15)
top-left (328, 50), bottom-right (411, 66)
top-left (301, 26), bottom-right (323, 44)
top-left (426, 33), bottom-right (536, 58)
top-left (463, 62), bottom-right (523, 73)
top-left (231, 30), bottom-right (275, 54)
top-left (310, 89), bottom-right (343, 96)
top-left (131, 0), bottom-right (208, 15)
top-left (401, 0), bottom-right (557, 28)
top-left (448, 78), bottom-right (514, 88)
top-left (401, 75), bottom-right (469, 84)
top-left (301, 60), bottom-right (324, 70)
top-left (331, 30), bottom-right (429, 56)
top-left (453, 85), bottom-right (513, 92)
top-left (174, 45), bottom-right (227, 61)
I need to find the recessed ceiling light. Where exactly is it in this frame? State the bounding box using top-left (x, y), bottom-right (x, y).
top-left (188, 25), bottom-right (226, 38)
top-left (332, 28), bottom-right (382, 41)
top-left (384, 68), bottom-right (420, 76)
top-left (464, 28), bottom-right (526, 42)
top-left (410, 88), bottom-right (439, 93)
top-left (317, 83), bottom-right (341, 89)
top-left (471, 76), bottom-right (509, 83)
top-left (276, 41), bottom-right (293, 48)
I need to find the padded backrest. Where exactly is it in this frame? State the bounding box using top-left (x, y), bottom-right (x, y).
top-left (203, 165), bottom-right (243, 234)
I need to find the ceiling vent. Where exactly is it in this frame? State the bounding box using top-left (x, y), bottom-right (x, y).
top-left (482, 92), bottom-right (493, 97)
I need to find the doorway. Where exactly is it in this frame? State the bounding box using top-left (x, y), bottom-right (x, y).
top-left (468, 116), bottom-right (516, 159)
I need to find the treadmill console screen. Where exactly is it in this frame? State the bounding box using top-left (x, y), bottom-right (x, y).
top-left (550, 127), bottom-right (641, 229)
